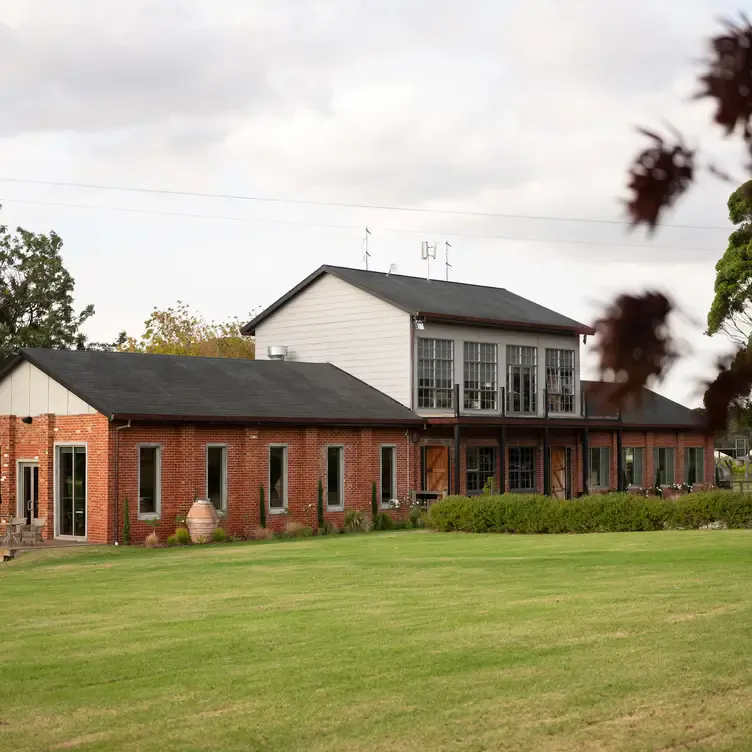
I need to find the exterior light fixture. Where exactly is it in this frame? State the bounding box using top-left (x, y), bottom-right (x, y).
top-left (21, 416), bottom-right (33, 425)
top-left (415, 317), bottom-right (425, 330)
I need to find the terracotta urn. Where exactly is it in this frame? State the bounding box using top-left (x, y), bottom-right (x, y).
top-left (186, 499), bottom-right (219, 542)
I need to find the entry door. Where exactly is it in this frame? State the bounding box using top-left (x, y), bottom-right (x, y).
top-left (19, 462), bottom-right (39, 524)
top-left (425, 446), bottom-right (449, 493)
top-left (57, 446), bottom-right (87, 538)
top-left (550, 447), bottom-right (569, 500)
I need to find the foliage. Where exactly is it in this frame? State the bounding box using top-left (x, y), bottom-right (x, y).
top-left (0, 218), bottom-right (94, 358)
top-left (175, 527), bottom-right (191, 545)
top-left (144, 531), bottom-right (160, 548)
top-left (317, 478), bottom-right (324, 528)
top-left (371, 482), bottom-right (378, 521)
top-left (285, 520), bottom-right (305, 537)
top-left (300, 526), bottom-right (314, 537)
top-left (211, 527), bottom-right (227, 543)
top-left (343, 509), bottom-right (371, 533)
top-left (251, 526), bottom-right (274, 541)
top-left (481, 476), bottom-right (496, 496)
top-left (259, 484), bottom-right (266, 528)
top-left (166, 534), bottom-right (178, 547)
top-left (318, 521), bottom-right (340, 536)
top-left (408, 506), bottom-right (426, 529)
top-left (119, 301), bottom-right (255, 359)
top-left (426, 492), bottom-right (752, 534)
top-left (122, 497), bottom-right (130, 545)
top-left (372, 511), bottom-right (394, 531)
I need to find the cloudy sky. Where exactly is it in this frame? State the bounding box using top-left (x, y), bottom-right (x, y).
top-left (0, 0), bottom-right (747, 406)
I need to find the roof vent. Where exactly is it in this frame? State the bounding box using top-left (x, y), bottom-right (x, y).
top-left (267, 345), bottom-right (288, 361)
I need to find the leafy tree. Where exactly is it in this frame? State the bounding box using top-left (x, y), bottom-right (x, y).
top-left (707, 181), bottom-right (752, 344)
top-left (120, 301), bottom-right (255, 359)
top-left (0, 219), bottom-right (94, 359)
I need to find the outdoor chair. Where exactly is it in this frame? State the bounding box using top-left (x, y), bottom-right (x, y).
top-left (21, 523), bottom-right (36, 547)
top-left (9, 517), bottom-right (25, 547)
top-left (32, 518), bottom-right (46, 545)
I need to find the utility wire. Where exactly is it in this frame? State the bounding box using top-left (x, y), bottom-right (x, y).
top-left (0, 177), bottom-right (731, 231)
top-left (0, 196), bottom-right (723, 254)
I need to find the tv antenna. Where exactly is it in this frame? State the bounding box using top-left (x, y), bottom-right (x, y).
top-left (444, 241), bottom-right (452, 281)
top-left (421, 241), bottom-right (437, 281)
top-left (361, 227), bottom-right (371, 270)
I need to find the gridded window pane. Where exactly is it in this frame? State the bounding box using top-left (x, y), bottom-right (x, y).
top-left (622, 447), bottom-right (644, 487)
top-left (139, 446), bottom-right (160, 517)
top-left (327, 446), bottom-right (344, 507)
top-left (546, 349), bottom-right (575, 413)
top-left (588, 447), bottom-right (610, 488)
top-left (269, 446), bottom-right (287, 509)
top-left (466, 447), bottom-right (496, 492)
top-left (509, 447), bottom-right (536, 491)
top-left (418, 338), bottom-right (454, 409)
top-left (464, 342), bottom-right (497, 410)
top-left (684, 447), bottom-right (705, 485)
top-left (653, 447), bottom-right (675, 486)
top-left (381, 446), bottom-right (396, 504)
top-left (506, 346), bottom-right (537, 414)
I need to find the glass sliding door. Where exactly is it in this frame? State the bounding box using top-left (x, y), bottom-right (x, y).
top-left (58, 446), bottom-right (87, 538)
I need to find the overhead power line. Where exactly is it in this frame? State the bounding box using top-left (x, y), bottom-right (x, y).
top-left (0, 177), bottom-right (731, 231)
top-left (0, 196), bottom-right (723, 254)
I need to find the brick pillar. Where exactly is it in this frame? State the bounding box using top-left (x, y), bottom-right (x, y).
top-left (40, 415), bottom-right (55, 539)
top-left (0, 416), bottom-right (15, 519)
top-left (676, 431), bottom-right (685, 484)
top-left (646, 432), bottom-right (655, 488)
top-left (303, 427), bottom-right (319, 529)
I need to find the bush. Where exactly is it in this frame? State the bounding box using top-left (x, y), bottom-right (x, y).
top-left (285, 520), bottom-right (304, 537)
top-left (426, 491), bottom-right (752, 534)
top-left (251, 526), bottom-right (275, 541)
top-left (317, 478), bottom-right (325, 528)
top-left (211, 527), bottom-right (227, 543)
top-left (174, 527), bottom-right (191, 545)
top-left (144, 531), bottom-right (160, 548)
top-left (319, 521), bottom-right (340, 536)
top-left (409, 506), bottom-right (427, 529)
top-left (373, 511), bottom-right (394, 531)
top-left (301, 526), bottom-right (314, 537)
top-left (122, 497), bottom-right (131, 545)
top-left (260, 484), bottom-right (266, 528)
top-left (343, 509), bottom-right (371, 533)
top-left (371, 481), bottom-right (378, 521)
top-left (166, 534), bottom-right (178, 547)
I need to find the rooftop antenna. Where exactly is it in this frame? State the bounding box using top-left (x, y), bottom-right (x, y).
top-left (386, 263), bottom-right (397, 277)
top-left (361, 227), bottom-right (371, 270)
top-left (444, 241), bottom-right (452, 281)
top-left (421, 241), bottom-right (437, 281)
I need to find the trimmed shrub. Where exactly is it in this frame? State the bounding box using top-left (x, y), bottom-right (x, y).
top-left (317, 478), bottom-right (325, 528)
top-left (122, 497), bottom-right (131, 545)
top-left (371, 481), bottom-right (378, 521)
top-left (319, 521), bottom-right (340, 536)
top-left (426, 492), bottom-right (752, 534)
top-left (175, 527), bottom-right (191, 545)
top-left (343, 509), bottom-right (370, 533)
top-left (211, 527), bottom-right (227, 543)
top-left (259, 484), bottom-right (266, 528)
top-left (286, 520), bottom-right (304, 537)
top-left (166, 534), bottom-right (178, 547)
top-left (144, 531), bottom-right (160, 548)
top-left (409, 506), bottom-right (427, 529)
top-left (373, 511), bottom-right (394, 531)
top-left (301, 526), bottom-right (314, 537)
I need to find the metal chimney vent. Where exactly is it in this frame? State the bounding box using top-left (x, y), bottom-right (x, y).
top-left (267, 345), bottom-right (288, 361)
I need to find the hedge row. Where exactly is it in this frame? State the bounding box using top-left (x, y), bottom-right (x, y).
top-left (425, 492), bottom-right (752, 534)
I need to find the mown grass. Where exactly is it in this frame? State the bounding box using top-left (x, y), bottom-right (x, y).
top-left (1, 531), bottom-right (751, 751)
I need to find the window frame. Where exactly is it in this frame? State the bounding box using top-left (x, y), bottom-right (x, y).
top-left (53, 442), bottom-right (89, 540)
top-left (466, 446), bottom-right (496, 494)
top-left (684, 447), bottom-right (705, 485)
top-left (508, 446), bottom-right (536, 492)
top-left (545, 348), bottom-right (576, 414)
top-left (588, 447), bottom-right (611, 488)
top-left (380, 445), bottom-right (397, 508)
top-left (506, 345), bottom-right (538, 415)
top-left (417, 337), bottom-right (455, 410)
top-left (653, 447), bottom-right (676, 486)
top-left (622, 447), bottom-right (645, 487)
top-left (463, 342), bottom-right (498, 411)
top-left (205, 444), bottom-right (228, 512)
top-left (326, 445), bottom-right (345, 510)
top-left (137, 443), bottom-right (162, 521)
top-left (268, 444), bottom-right (288, 513)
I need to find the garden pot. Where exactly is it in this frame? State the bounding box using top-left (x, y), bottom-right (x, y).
top-left (186, 499), bottom-right (219, 542)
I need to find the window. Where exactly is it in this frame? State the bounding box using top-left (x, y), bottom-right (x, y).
top-left (464, 342), bottom-right (497, 410)
top-left (418, 338), bottom-right (454, 409)
top-left (138, 446), bottom-right (161, 519)
top-left (506, 346), bottom-right (537, 414)
top-left (622, 447), bottom-right (645, 487)
top-left (269, 446), bottom-right (288, 510)
top-left (327, 446), bottom-right (344, 508)
top-left (466, 447), bottom-right (496, 493)
top-left (589, 447), bottom-right (611, 488)
top-left (206, 446), bottom-right (227, 511)
top-left (546, 349), bottom-right (575, 413)
top-left (57, 446), bottom-right (86, 537)
top-left (684, 447), bottom-right (705, 485)
top-left (380, 446), bottom-right (397, 506)
top-left (653, 447), bottom-right (675, 486)
top-left (509, 447), bottom-right (536, 491)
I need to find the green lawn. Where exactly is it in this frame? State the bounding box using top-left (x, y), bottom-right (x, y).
top-left (2, 532), bottom-right (752, 752)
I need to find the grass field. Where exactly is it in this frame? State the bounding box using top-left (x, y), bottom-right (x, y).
top-left (2, 531), bottom-right (752, 752)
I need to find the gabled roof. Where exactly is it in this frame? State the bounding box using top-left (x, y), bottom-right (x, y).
top-left (242, 264), bottom-right (595, 336)
top-left (583, 381), bottom-right (704, 429)
top-left (15, 349), bottom-right (422, 425)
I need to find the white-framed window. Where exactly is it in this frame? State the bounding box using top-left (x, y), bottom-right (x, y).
top-left (138, 445), bottom-right (162, 519)
top-left (268, 445), bottom-right (288, 511)
top-left (545, 349), bottom-right (575, 413)
top-left (506, 345), bottom-right (537, 414)
top-left (509, 447), bottom-right (536, 491)
top-left (466, 446), bottom-right (496, 493)
top-left (418, 338), bottom-right (454, 409)
top-left (464, 342), bottom-right (497, 410)
top-left (588, 447), bottom-right (610, 488)
top-left (327, 446), bottom-right (344, 509)
top-left (684, 447), bottom-right (705, 485)
top-left (380, 445), bottom-right (397, 507)
top-left (206, 445), bottom-right (228, 511)
top-left (622, 447), bottom-right (645, 487)
top-left (654, 447), bottom-right (675, 486)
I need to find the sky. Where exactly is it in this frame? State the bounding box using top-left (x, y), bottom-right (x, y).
top-left (0, 0), bottom-right (747, 407)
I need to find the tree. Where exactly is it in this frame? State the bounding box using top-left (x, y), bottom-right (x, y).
top-left (0, 219), bottom-right (94, 359)
top-left (120, 301), bottom-right (255, 359)
top-left (707, 181), bottom-right (752, 344)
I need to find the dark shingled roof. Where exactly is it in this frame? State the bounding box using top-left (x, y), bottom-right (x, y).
top-left (242, 265), bottom-right (595, 336)
top-left (19, 349), bottom-right (422, 425)
top-left (583, 381), bottom-right (703, 428)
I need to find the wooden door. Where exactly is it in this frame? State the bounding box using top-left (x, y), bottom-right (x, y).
top-left (551, 447), bottom-right (567, 500)
top-left (425, 446), bottom-right (449, 493)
